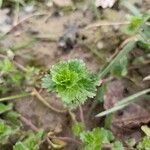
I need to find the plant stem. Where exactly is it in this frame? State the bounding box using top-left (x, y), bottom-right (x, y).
top-left (0, 93), bottom-right (31, 102)
top-left (20, 115), bottom-right (39, 132)
top-left (79, 105), bottom-right (85, 126)
top-left (68, 109), bottom-right (77, 123)
top-left (32, 88), bottom-right (67, 113)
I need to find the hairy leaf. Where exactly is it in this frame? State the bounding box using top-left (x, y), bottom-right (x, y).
top-left (42, 59), bottom-right (98, 109)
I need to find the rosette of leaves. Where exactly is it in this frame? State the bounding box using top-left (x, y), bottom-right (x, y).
top-left (42, 59), bottom-right (98, 109)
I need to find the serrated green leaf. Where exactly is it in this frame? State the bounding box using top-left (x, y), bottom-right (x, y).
top-left (42, 59), bottom-right (98, 109)
top-left (127, 15), bottom-right (145, 33)
top-left (80, 128), bottom-right (114, 150)
top-left (42, 74), bottom-right (56, 92)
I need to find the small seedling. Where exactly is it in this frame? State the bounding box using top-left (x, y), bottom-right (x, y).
top-left (42, 59), bottom-right (99, 109)
top-left (79, 127), bottom-right (123, 150)
top-left (13, 130), bottom-right (45, 150)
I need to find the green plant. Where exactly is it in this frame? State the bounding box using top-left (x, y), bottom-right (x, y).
top-left (0, 120), bottom-right (19, 145)
top-left (13, 130), bottom-right (45, 150)
top-left (0, 58), bottom-right (24, 94)
top-left (79, 128), bottom-right (123, 150)
top-left (136, 126), bottom-right (150, 150)
top-left (42, 59), bottom-right (99, 109)
top-left (72, 122), bottom-right (85, 136)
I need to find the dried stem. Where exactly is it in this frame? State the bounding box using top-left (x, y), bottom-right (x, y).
top-left (53, 136), bottom-right (82, 145)
top-left (20, 115), bottom-right (39, 132)
top-left (32, 88), bottom-right (67, 114)
top-left (68, 109), bottom-right (77, 123)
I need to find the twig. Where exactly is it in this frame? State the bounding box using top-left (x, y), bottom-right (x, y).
top-left (13, 61), bottom-right (27, 72)
top-left (20, 115), bottom-right (39, 132)
top-left (32, 88), bottom-right (67, 114)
